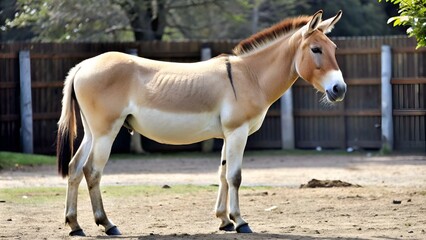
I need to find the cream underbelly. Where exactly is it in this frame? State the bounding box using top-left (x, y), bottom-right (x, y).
top-left (127, 107), bottom-right (223, 145)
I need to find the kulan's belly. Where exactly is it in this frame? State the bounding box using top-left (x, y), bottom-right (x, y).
top-left (128, 107), bottom-right (223, 145)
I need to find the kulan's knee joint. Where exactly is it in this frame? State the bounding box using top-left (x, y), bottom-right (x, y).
top-left (227, 169), bottom-right (242, 188)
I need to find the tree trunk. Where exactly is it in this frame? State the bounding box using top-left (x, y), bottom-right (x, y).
top-left (120, 0), bottom-right (166, 41)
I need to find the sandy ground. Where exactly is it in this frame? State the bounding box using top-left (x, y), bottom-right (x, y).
top-left (1, 153), bottom-right (426, 239)
top-left (2, 154), bottom-right (426, 188)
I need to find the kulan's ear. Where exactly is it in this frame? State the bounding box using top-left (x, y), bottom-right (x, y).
top-left (318, 10), bottom-right (342, 34)
top-left (303, 10), bottom-right (323, 37)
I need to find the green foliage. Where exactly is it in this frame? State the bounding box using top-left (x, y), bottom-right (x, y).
top-left (379, 143), bottom-right (392, 155)
top-left (2, 0), bottom-right (407, 42)
top-left (295, 0), bottom-right (400, 36)
top-left (6, 0), bottom-right (133, 42)
top-left (380, 0), bottom-right (426, 48)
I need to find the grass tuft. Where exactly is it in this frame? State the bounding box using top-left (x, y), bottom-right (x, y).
top-left (0, 151), bottom-right (56, 169)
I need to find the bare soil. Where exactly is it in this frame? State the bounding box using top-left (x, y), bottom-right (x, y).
top-left (1, 153), bottom-right (426, 239)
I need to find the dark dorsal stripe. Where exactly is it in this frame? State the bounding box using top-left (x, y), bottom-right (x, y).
top-left (225, 57), bottom-right (237, 100)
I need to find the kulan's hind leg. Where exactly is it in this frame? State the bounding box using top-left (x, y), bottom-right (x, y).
top-left (83, 129), bottom-right (122, 235)
top-left (65, 134), bottom-right (92, 236)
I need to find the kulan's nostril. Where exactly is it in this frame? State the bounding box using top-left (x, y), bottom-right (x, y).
top-left (332, 84), bottom-right (346, 95)
top-left (333, 84), bottom-right (339, 94)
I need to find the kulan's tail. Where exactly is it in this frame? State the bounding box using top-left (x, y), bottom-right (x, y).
top-left (57, 65), bottom-right (81, 178)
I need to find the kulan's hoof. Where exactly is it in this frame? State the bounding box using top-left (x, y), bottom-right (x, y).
top-left (219, 223), bottom-right (235, 232)
top-left (105, 226), bottom-right (122, 236)
top-left (69, 228), bottom-right (86, 236)
top-left (236, 223), bottom-right (253, 233)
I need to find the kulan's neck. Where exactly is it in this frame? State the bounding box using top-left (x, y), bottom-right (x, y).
top-left (238, 33), bottom-right (301, 105)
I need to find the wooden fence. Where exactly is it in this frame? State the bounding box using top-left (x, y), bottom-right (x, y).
top-left (0, 36), bottom-right (425, 154)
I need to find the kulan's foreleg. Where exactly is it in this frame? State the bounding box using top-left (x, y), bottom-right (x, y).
top-left (224, 125), bottom-right (252, 233)
top-left (215, 141), bottom-right (234, 231)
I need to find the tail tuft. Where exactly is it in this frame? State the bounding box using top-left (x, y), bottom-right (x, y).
top-left (56, 129), bottom-right (72, 178)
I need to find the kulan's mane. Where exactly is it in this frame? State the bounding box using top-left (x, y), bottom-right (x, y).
top-left (233, 16), bottom-right (311, 55)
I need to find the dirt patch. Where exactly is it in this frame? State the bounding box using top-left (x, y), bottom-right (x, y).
top-left (1, 153), bottom-right (426, 239)
top-left (300, 179), bottom-right (362, 188)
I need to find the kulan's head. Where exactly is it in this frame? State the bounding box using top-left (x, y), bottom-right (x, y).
top-left (294, 10), bottom-right (346, 102)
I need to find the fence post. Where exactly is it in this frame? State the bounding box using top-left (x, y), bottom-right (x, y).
top-left (200, 44), bottom-right (215, 153)
top-left (126, 48), bottom-right (145, 154)
top-left (381, 45), bottom-right (393, 152)
top-left (200, 45), bottom-right (212, 62)
top-left (280, 87), bottom-right (295, 149)
top-left (19, 50), bottom-right (33, 154)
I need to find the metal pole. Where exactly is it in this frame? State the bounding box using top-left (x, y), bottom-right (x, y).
top-left (126, 48), bottom-right (145, 154)
top-left (381, 45), bottom-right (393, 152)
top-left (200, 46), bottom-right (211, 62)
top-left (200, 45), bottom-right (215, 152)
top-left (19, 50), bottom-right (34, 154)
top-left (280, 88), bottom-right (295, 149)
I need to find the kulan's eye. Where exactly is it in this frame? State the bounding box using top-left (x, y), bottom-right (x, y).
top-left (311, 47), bottom-right (322, 54)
